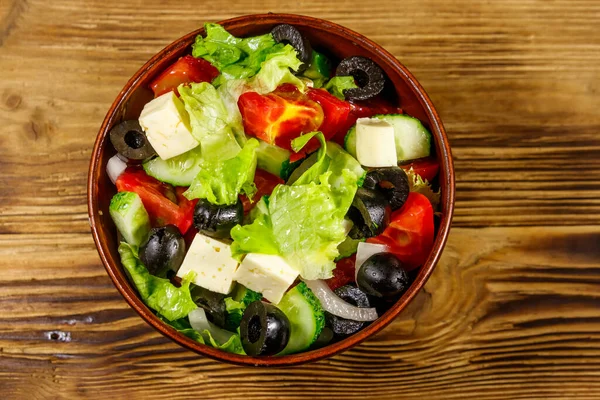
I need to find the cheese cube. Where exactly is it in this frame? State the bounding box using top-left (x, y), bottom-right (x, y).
top-left (355, 242), bottom-right (389, 278)
top-left (176, 233), bottom-right (238, 294)
top-left (138, 91), bottom-right (199, 160)
top-left (355, 118), bottom-right (397, 167)
top-left (234, 253), bottom-right (298, 304)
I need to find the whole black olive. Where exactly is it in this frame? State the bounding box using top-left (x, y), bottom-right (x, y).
top-left (240, 301), bottom-right (290, 356)
top-left (325, 285), bottom-right (371, 338)
top-left (193, 198), bottom-right (243, 239)
top-left (363, 167), bottom-right (410, 211)
top-left (335, 56), bottom-right (385, 101)
top-left (109, 120), bottom-right (156, 161)
top-left (357, 253), bottom-right (409, 299)
top-left (140, 225), bottom-right (185, 278)
top-left (347, 187), bottom-right (391, 240)
top-left (271, 24), bottom-right (312, 73)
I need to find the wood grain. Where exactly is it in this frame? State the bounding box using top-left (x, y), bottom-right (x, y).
top-left (1, 0), bottom-right (599, 398)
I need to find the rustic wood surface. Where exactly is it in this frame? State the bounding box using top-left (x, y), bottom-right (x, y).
top-left (1, 0), bottom-right (599, 398)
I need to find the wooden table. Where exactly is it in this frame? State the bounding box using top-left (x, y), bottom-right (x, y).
top-left (1, 0), bottom-right (599, 398)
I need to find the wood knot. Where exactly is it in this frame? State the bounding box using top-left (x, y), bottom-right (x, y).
top-left (2, 92), bottom-right (22, 111)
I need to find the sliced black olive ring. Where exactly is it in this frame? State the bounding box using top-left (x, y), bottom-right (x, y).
top-left (109, 120), bottom-right (156, 161)
top-left (363, 167), bottom-right (410, 211)
top-left (335, 56), bottom-right (385, 101)
top-left (271, 24), bottom-right (312, 73)
top-left (347, 187), bottom-right (391, 240)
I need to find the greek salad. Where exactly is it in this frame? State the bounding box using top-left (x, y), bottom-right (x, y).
top-left (107, 23), bottom-right (440, 356)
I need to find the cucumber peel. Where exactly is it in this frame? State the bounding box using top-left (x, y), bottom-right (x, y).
top-left (277, 282), bottom-right (325, 355)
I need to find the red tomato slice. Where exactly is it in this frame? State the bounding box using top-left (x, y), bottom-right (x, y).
top-left (367, 192), bottom-right (434, 270)
top-left (325, 255), bottom-right (357, 291)
top-left (149, 55), bottom-right (219, 97)
top-left (289, 88), bottom-right (351, 160)
top-left (240, 169), bottom-right (284, 213)
top-left (400, 157), bottom-right (440, 182)
top-left (238, 89), bottom-right (324, 151)
top-left (115, 168), bottom-right (197, 234)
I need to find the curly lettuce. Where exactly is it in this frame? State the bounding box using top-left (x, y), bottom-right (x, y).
top-left (184, 138), bottom-right (259, 205)
top-left (231, 133), bottom-right (362, 280)
top-left (118, 243), bottom-right (196, 322)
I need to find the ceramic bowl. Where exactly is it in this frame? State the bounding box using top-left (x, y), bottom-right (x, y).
top-left (88, 13), bottom-right (455, 366)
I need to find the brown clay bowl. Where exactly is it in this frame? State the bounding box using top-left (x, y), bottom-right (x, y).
top-left (88, 13), bottom-right (455, 366)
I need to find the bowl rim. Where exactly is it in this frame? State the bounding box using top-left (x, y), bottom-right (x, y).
top-left (87, 13), bottom-right (455, 367)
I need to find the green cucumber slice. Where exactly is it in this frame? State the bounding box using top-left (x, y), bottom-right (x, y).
top-left (143, 146), bottom-right (203, 186)
top-left (277, 282), bottom-right (325, 355)
top-left (109, 191), bottom-right (151, 247)
top-left (255, 139), bottom-right (291, 179)
top-left (344, 114), bottom-right (432, 162)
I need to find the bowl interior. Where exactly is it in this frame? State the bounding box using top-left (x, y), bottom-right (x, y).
top-left (88, 13), bottom-right (454, 366)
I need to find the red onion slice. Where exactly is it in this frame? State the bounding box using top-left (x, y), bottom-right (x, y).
top-left (303, 279), bottom-right (378, 322)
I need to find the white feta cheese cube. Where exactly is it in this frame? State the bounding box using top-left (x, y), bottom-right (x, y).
top-left (355, 242), bottom-right (389, 278)
top-left (176, 234), bottom-right (238, 295)
top-left (138, 91), bottom-right (199, 160)
top-left (355, 117), bottom-right (397, 167)
top-left (234, 253), bottom-right (299, 304)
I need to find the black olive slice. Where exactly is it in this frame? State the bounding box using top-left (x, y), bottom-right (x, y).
top-left (193, 198), bottom-right (243, 239)
top-left (271, 24), bottom-right (312, 73)
top-left (357, 253), bottom-right (409, 299)
top-left (325, 285), bottom-right (372, 338)
top-left (140, 225), bottom-right (186, 278)
top-left (190, 286), bottom-right (227, 328)
top-left (240, 301), bottom-right (290, 356)
top-left (109, 120), bottom-right (156, 161)
top-left (335, 56), bottom-right (385, 101)
top-left (363, 167), bottom-right (410, 211)
top-left (347, 187), bottom-right (391, 239)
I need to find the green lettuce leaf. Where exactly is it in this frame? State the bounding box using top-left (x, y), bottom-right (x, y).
top-left (118, 243), bottom-right (197, 322)
top-left (290, 132), bottom-right (329, 186)
top-left (325, 76), bottom-right (359, 100)
top-left (193, 23), bottom-right (298, 90)
top-left (162, 314), bottom-right (245, 355)
top-left (231, 136), bottom-right (363, 279)
top-left (249, 44), bottom-right (306, 94)
top-left (184, 138), bottom-right (259, 205)
top-left (405, 167), bottom-right (441, 209)
top-left (231, 197), bottom-right (279, 259)
top-left (188, 308), bottom-right (246, 355)
top-left (178, 82), bottom-right (241, 161)
top-left (224, 297), bottom-right (245, 331)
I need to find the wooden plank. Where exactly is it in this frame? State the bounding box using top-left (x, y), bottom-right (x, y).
top-left (1, 227), bottom-right (599, 399)
top-left (1, 1), bottom-right (599, 230)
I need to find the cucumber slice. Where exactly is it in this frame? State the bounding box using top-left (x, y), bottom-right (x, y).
top-left (255, 139), bottom-right (291, 179)
top-left (277, 282), bottom-right (325, 355)
top-left (109, 191), bottom-right (151, 247)
top-left (143, 146), bottom-right (203, 186)
top-left (344, 114), bottom-right (432, 162)
top-left (344, 125), bottom-right (358, 159)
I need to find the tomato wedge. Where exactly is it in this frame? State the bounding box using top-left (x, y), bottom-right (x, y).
top-left (367, 192), bottom-right (434, 270)
top-left (400, 157), bottom-right (440, 182)
top-left (286, 88), bottom-right (352, 162)
top-left (238, 87), bottom-right (324, 151)
top-left (325, 255), bottom-right (357, 291)
top-left (149, 55), bottom-right (219, 97)
top-left (240, 168), bottom-right (284, 213)
top-left (115, 168), bottom-right (197, 234)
